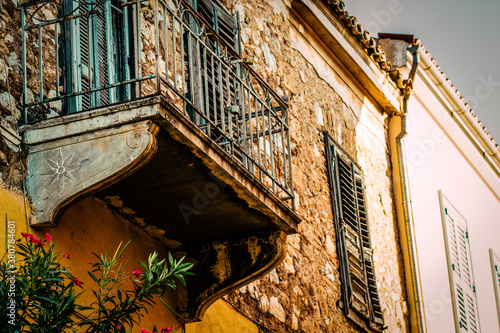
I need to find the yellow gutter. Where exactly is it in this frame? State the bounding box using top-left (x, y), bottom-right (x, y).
top-left (388, 45), bottom-right (427, 333)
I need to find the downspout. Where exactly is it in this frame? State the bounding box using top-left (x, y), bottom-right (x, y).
top-left (390, 44), bottom-right (427, 332)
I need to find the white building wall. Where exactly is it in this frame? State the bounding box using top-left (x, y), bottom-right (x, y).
top-left (405, 96), bottom-right (500, 332)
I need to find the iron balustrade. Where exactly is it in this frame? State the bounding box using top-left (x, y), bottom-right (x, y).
top-left (21, 0), bottom-right (294, 209)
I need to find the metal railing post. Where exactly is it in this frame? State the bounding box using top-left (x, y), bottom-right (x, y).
top-left (20, 0), bottom-right (295, 209)
top-left (21, 5), bottom-right (27, 123)
top-left (155, 0), bottom-right (160, 94)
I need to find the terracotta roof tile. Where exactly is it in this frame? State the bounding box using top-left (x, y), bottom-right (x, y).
top-left (321, 0), bottom-right (499, 156)
top-left (322, 0), bottom-right (402, 87)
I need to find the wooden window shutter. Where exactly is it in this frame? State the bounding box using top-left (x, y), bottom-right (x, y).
top-left (95, 0), bottom-right (111, 105)
top-left (194, 0), bottom-right (241, 52)
top-left (61, 0), bottom-right (92, 112)
top-left (489, 249), bottom-right (500, 330)
top-left (336, 152), bottom-right (370, 317)
top-left (102, 0), bottom-right (131, 103)
top-left (62, 0), bottom-right (130, 113)
top-left (186, 0), bottom-right (242, 150)
top-left (354, 171), bottom-right (384, 326)
top-left (325, 132), bottom-right (384, 331)
top-left (439, 191), bottom-right (480, 333)
top-left (79, 3), bottom-right (92, 111)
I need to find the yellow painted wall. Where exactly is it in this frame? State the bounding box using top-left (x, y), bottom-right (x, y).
top-left (186, 300), bottom-right (259, 333)
top-left (30, 196), bottom-right (181, 332)
top-left (0, 187), bottom-right (28, 253)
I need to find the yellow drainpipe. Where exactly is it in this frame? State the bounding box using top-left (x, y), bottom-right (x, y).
top-left (388, 44), bottom-right (427, 333)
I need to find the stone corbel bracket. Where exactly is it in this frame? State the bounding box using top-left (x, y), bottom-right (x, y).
top-left (25, 120), bottom-right (159, 226)
top-left (181, 230), bottom-right (287, 321)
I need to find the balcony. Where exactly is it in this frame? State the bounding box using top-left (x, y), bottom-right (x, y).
top-left (21, 0), bottom-right (299, 320)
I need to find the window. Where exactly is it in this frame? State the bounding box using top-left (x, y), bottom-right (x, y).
top-left (489, 249), bottom-right (500, 329)
top-left (61, 0), bottom-right (131, 113)
top-left (439, 191), bottom-right (480, 333)
top-left (184, 0), bottom-right (243, 151)
top-left (186, 0), bottom-right (241, 118)
top-left (324, 132), bottom-right (385, 332)
top-left (192, 0), bottom-right (241, 54)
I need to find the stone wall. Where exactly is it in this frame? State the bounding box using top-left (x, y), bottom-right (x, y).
top-left (219, 0), bottom-right (409, 332)
top-left (0, 0), bottom-right (410, 331)
top-left (0, 0), bottom-right (25, 191)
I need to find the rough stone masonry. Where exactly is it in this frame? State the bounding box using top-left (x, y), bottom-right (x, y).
top-left (0, 0), bottom-right (409, 331)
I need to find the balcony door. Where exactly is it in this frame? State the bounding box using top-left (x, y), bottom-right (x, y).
top-left (62, 0), bottom-right (131, 113)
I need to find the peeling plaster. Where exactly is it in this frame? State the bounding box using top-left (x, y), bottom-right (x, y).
top-left (290, 27), bottom-right (363, 118)
top-left (262, 42), bottom-right (277, 72)
top-left (268, 0), bottom-right (289, 19)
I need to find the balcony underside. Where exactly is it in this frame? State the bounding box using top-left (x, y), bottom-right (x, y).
top-left (99, 123), bottom-right (286, 245)
top-left (23, 95), bottom-right (299, 320)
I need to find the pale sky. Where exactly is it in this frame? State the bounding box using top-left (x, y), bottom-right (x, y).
top-left (345, 0), bottom-right (500, 141)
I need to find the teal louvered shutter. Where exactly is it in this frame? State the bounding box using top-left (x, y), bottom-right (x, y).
top-left (79, 4), bottom-right (92, 111)
top-left (62, 0), bottom-right (91, 112)
top-left (336, 152), bottom-right (370, 317)
top-left (325, 133), bottom-right (384, 331)
top-left (212, 1), bottom-right (237, 51)
top-left (195, 0), bottom-right (240, 51)
top-left (355, 172), bottom-right (384, 326)
top-left (187, 0), bottom-right (241, 148)
top-left (439, 191), bottom-right (480, 333)
top-left (63, 0), bottom-right (130, 113)
top-left (489, 249), bottom-right (500, 330)
top-left (104, 0), bottom-right (131, 103)
top-left (91, 0), bottom-right (110, 107)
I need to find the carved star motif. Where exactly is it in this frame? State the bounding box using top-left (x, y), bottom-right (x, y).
top-left (42, 149), bottom-right (80, 191)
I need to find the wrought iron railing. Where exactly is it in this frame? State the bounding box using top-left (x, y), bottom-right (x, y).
top-left (21, 0), bottom-right (294, 209)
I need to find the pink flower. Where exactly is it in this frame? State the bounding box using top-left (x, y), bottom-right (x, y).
top-left (116, 324), bottom-right (122, 329)
top-left (161, 328), bottom-right (172, 333)
top-left (30, 235), bottom-right (45, 248)
top-left (132, 269), bottom-right (142, 277)
top-left (64, 253), bottom-right (71, 259)
top-left (21, 232), bottom-right (29, 238)
top-left (141, 330), bottom-right (149, 333)
top-left (73, 277), bottom-right (83, 288)
top-left (44, 233), bottom-right (53, 242)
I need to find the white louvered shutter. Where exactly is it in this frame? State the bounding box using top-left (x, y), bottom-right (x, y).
top-left (439, 191), bottom-right (480, 333)
top-left (489, 249), bottom-right (500, 330)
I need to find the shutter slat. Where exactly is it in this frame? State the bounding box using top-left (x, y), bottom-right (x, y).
top-left (489, 249), bottom-right (500, 329)
top-left (324, 135), bottom-right (384, 329)
top-left (96, 0), bottom-right (110, 105)
top-left (64, 0), bottom-right (127, 111)
top-left (355, 172), bottom-right (384, 326)
top-left (440, 191), bottom-right (481, 333)
top-left (78, 3), bottom-right (91, 110)
top-left (337, 153), bottom-right (370, 319)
